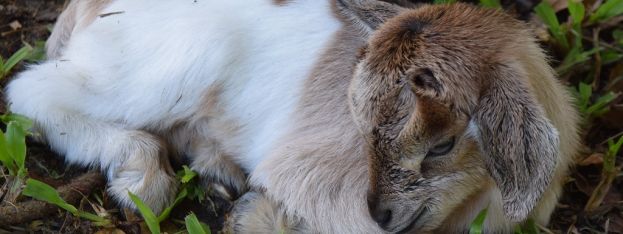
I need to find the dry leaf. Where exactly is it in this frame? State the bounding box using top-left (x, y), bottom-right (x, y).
top-left (579, 153), bottom-right (605, 166)
top-left (546, 0), bottom-right (569, 12)
top-left (8, 20), bottom-right (22, 30)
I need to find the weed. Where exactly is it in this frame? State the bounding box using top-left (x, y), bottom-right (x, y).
top-left (185, 212), bottom-right (211, 234)
top-left (22, 178), bottom-right (111, 226)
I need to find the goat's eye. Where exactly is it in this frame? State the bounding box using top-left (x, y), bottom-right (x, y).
top-left (427, 137), bottom-right (455, 157)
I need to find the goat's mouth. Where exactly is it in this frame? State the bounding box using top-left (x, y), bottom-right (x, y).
top-left (395, 206), bottom-right (428, 234)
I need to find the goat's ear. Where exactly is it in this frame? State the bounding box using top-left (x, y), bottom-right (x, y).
top-left (335, 0), bottom-right (404, 33)
top-left (474, 62), bottom-right (559, 222)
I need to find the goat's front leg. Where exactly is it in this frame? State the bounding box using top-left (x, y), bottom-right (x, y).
top-left (7, 61), bottom-right (179, 214)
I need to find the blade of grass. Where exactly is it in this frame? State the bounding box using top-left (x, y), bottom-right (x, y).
top-left (23, 179), bottom-right (110, 224)
top-left (0, 130), bottom-right (16, 175)
top-left (0, 56), bottom-right (4, 75)
top-left (185, 213), bottom-right (210, 234)
top-left (535, 2), bottom-right (569, 49)
top-left (589, 0), bottom-right (623, 23)
top-left (1, 113), bottom-right (34, 130)
top-left (22, 179), bottom-right (79, 214)
top-left (469, 208), bottom-right (488, 234)
top-left (568, 0), bottom-right (585, 26)
top-left (128, 191), bottom-right (160, 234)
top-left (6, 121), bottom-right (28, 177)
top-left (586, 92), bottom-right (618, 116)
top-left (158, 187), bottom-right (188, 222)
top-left (585, 136), bottom-right (622, 212)
top-left (3, 46), bottom-right (32, 76)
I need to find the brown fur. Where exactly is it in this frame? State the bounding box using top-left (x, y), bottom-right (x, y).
top-left (164, 82), bottom-right (248, 199)
top-left (230, 2), bottom-right (579, 233)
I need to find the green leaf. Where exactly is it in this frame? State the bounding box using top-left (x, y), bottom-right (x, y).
top-left (158, 187), bottom-right (189, 222)
top-left (0, 130), bottom-right (16, 175)
top-left (6, 121), bottom-right (28, 177)
top-left (469, 208), bottom-right (488, 234)
top-left (568, 0), bottom-right (585, 26)
top-left (24, 41), bottom-right (46, 62)
top-left (606, 136), bottom-right (623, 172)
top-left (586, 92), bottom-right (618, 116)
top-left (602, 50), bottom-right (623, 64)
top-left (535, 2), bottom-right (569, 49)
top-left (558, 47), bottom-right (601, 73)
top-left (1, 113), bottom-right (33, 130)
top-left (22, 179), bottom-right (79, 214)
top-left (0, 56), bottom-right (5, 75)
top-left (180, 165), bottom-right (198, 184)
top-left (185, 213), bottom-right (210, 234)
top-left (76, 210), bottom-right (109, 224)
top-left (3, 46), bottom-right (32, 75)
top-left (480, 0), bottom-right (501, 8)
top-left (577, 82), bottom-right (592, 111)
top-left (590, 0), bottom-right (623, 23)
top-left (613, 29), bottom-right (623, 45)
top-left (128, 191), bottom-right (160, 234)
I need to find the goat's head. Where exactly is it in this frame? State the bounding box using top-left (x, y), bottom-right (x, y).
top-left (341, 2), bottom-right (560, 232)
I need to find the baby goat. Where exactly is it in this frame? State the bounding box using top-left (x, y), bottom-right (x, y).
top-left (8, 0), bottom-right (579, 233)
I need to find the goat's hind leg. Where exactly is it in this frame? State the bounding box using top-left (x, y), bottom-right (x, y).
top-left (6, 62), bottom-right (178, 213)
top-left (189, 138), bottom-right (247, 200)
top-left (224, 191), bottom-right (310, 233)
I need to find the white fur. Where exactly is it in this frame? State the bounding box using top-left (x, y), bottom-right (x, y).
top-left (8, 0), bottom-right (339, 213)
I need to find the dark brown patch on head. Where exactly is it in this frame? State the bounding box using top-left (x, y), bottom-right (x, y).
top-left (413, 97), bottom-right (453, 137)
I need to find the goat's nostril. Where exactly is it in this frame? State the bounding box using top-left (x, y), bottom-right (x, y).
top-left (371, 207), bottom-right (392, 228)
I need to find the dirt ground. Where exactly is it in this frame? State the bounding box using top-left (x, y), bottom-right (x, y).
top-left (0, 0), bottom-right (621, 233)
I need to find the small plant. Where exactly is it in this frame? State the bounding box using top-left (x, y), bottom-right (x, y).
top-left (129, 165), bottom-right (205, 233)
top-left (185, 213), bottom-right (211, 234)
top-left (129, 192), bottom-right (161, 234)
top-left (22, 178), bottom-right (111, 226)
top-left (0, 113), bottom-right (33, 203)
top-left (0, 113), bottom-right (32, 178)
top-left (584, 135), bottom-right (623, 212)
top-left (535, 2), bottom-right (569, 50)
top-left (576, 82), bottom-right (619, 121)
top-left (0, 46), bottom-right (32, 80)
top-left (588, 0), bottom-right (623, 24)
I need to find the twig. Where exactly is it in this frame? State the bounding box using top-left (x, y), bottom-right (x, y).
top-left (581, 35), bottom-right (623, 53)
top-left (598, 131), bottom-right (623, 145)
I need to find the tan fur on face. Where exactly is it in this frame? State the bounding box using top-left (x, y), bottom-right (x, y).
top-left (46, 0), bottom-right (114, 58)
top-left (351, 3), bottom-right (579, 232)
